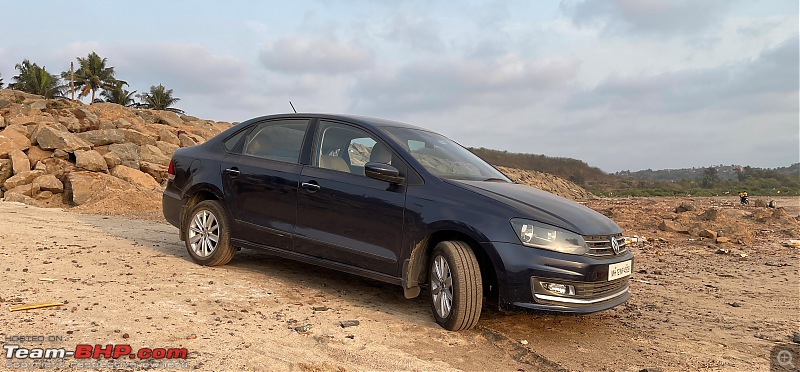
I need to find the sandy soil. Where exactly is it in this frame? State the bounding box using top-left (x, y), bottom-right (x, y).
top-left (0, 196), bottom-right (798, 371)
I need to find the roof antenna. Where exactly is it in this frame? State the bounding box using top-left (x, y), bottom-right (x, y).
top-left (289, 101), bottom-right (297, 114)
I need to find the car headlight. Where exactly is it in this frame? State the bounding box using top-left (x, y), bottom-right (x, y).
top-left (510, 219), bottom-right (588, 255)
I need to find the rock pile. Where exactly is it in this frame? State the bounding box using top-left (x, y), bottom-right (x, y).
top-left (0, 89), bottom-right (233, 209)
top-left (655, 201), bottom-right (799, 246)
top-left (496, 166), bottom-right (594, 200)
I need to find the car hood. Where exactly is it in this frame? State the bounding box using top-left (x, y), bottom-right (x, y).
top-left (446, 180), bottom-right (621, 236)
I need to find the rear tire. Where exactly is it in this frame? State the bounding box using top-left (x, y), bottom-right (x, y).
top-left (429, 241), bottom-right (483, 331)
top-left (184, 200), bottom-right (234, 266)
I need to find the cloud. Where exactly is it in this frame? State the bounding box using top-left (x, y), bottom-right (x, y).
top-left (350, 54), bottom-right (580, 114)
top-left (568, 35), bottom-right (799, 114)
top-left (384, 14), bottom-right (445, 53)
top-left (108, 43), bottom-right (249, 95)
top-left (561, 0), bottom-right (730, 37)
top-left (259, 36), bottom-right (373, 74)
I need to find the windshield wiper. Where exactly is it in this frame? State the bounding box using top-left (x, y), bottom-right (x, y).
top-left (482, 178), bottom-right (508, 182)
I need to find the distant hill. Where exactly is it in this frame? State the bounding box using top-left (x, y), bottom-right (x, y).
top-left (469, 147), bottom-right (799, 196)
top-left (615, 163), bottom-right (800, 181)
top-left (468, 147), bottom-right (612, 187)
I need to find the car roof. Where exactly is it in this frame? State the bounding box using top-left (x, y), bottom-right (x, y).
top-left (245, 113), bottom-right (428, 131)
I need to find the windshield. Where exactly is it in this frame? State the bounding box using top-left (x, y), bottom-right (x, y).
top-left (382, 127), bottom-right (511, 182)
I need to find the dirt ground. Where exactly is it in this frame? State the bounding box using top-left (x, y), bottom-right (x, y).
top-left (0, 196), bottom-right (797, 371)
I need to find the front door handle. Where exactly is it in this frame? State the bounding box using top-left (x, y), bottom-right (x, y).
top-left (223, 167), bottom-right (240, 177)
top-left (301, 181), bottom-right (321, 192)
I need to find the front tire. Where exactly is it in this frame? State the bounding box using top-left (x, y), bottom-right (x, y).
top-left (429, 241), bottom-right (483, 331)
top-left (184, 200), bottom-right (234, 266)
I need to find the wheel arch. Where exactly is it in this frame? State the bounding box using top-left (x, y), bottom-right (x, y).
top-left (403, 225), bottom-right (503, 306)
top-left (179, 183), bottom-right (225, 240)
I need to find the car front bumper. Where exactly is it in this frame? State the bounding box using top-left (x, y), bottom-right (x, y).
top-left (483, 241), bottom-right (634, 313)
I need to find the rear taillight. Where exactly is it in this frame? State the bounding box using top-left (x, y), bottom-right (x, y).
top-left (167, 159), bottom-right (175, 181)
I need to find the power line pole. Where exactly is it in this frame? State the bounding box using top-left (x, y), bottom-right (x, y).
top-left (70, 62), bottom-right (75, 101)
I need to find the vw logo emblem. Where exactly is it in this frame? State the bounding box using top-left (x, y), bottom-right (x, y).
top-left (610, 237), bottom-right (620, 254)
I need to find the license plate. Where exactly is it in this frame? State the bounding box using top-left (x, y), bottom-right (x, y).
top-left (608, 260), bottom-right (632, 281)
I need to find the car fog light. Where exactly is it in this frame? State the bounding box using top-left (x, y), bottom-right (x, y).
top-left (542, 282), bottom-right (575, 296)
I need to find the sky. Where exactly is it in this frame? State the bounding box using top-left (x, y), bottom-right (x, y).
top-left (0, 0), bottom-right (797, 172)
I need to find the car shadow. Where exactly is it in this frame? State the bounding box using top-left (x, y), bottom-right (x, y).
top-left (73, 213), bottom-right (436, 328)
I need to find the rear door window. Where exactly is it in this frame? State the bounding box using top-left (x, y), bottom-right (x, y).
top-left (240, 119), bottom-right (310, 163)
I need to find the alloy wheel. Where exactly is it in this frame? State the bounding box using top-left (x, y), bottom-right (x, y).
top-left (188, 209), bottom-right (220, 257)
top-left (431, 255), bottom-right (454, 318)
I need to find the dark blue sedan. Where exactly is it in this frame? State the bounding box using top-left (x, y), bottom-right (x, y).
top-left (163, 114), bottom-right (633, 331)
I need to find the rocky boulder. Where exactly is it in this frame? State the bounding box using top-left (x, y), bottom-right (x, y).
top-left (71, 107), bottom-right (99, 130)
top-left (3, 170), bottom-right (44, 190)
top-left (64, 171), bottom-right (133, 206)
top-left (108, 143), bottom-right (140, 169)
top-left (33, 174), bottom-right (64, 193)
top-left (0, 133), bottom-right (29, 158)
top-left (6, 183), bottom-right (39, 197)
top-left (7, 115), bottom-right (48, 127)
top-left (76, 129), bottom-right (126, 146)
top-left (30, 99), bottom-right (47, 110)
top-left (74, 150), bottom-right (108, 172)
top-left (150, 124), bottom-right (180, 145)
top-left (3, 191), bottom-right (37, 205)
top-left (699, 208), bottom-right (719, 221)
top-left (754, 199), bottom-right (768, 208)
top-left (659, 220), bottom-right (689, 234)
top-left (675, 202), bottom-right (696, 213)
top-left (121, 129), bottom-right (157, 146)
top-left (111, 165), bottom-right (160, 190)
top-left (26, 147), bottom-right (53, 167)
top-left (0, 159), bottom-right (12, 185)
top-left (0, 128), bottom-right (31, 151)
top-left (699, 229), bottom-right (718, 239)
top-left (103, 152), bottom-right (122, 168)
top-left (30, 122), bottom-right (68, 145)
top-left (178, 133), bottom-right (197, 147)
top-left (155, 111), bottom-right (183, 128)
top-left (139, 144), bottom-right (170, 166)
top-left (156, 141), bottom-right (179, 157)
top-left (38, 158), bottom-right (76, 180)
top-left (8, 149), bottom-right (30, 174)
top-left (140, 162), bottom-right (168, 183)
top-left (36, 126), bottom-right (92, 153)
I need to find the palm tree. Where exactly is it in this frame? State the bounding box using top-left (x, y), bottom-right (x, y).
top-left (136, 84), bottom-right (184, 113)
top-left (0, 73), bottom-right (4, 89)
top-left (9, 59), bottom-right (66, 98)
top-left (100, 81), bottom-right (136, 106)
top-left (63, 52), bottom-right (125, 104)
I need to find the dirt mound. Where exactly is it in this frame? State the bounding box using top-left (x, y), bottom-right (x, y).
top-left (588, 196), bottom-right (800, 248)
top-left (497, 166), bottom-right (593, 200)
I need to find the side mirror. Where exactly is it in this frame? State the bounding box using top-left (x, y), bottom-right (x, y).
top-left (365, 163), bottom-right (404, 184)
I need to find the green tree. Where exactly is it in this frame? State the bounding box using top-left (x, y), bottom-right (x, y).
top-left (136, 84), bottom-right (183, 113)
top-left (9, 59), bottom-right (66, 98)
top-left (0, 73), bottom-right (4, 89)
top-left (700, 167), bottom-right (719, 188)
top-left (63, 52), bottom-right (125, 104)
top-left (100, 81), bottom-right (136, 106)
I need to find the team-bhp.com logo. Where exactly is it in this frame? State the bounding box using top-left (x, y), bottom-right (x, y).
top-left (4, 344), bottom-right (188, 369)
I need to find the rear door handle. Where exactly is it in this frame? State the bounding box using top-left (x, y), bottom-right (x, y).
top-left (223, 167), bottom-right (240, 177)
top-left (301, 181), bottom-right (321, 192)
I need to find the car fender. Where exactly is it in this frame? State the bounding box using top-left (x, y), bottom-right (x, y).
top-left (402, 219), bottom-right (507, 299)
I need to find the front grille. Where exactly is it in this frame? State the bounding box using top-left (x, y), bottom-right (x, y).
top-left (572, 277), bottom-right (629, 299)
top-left (584, 234), bottom-right (627, 257)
